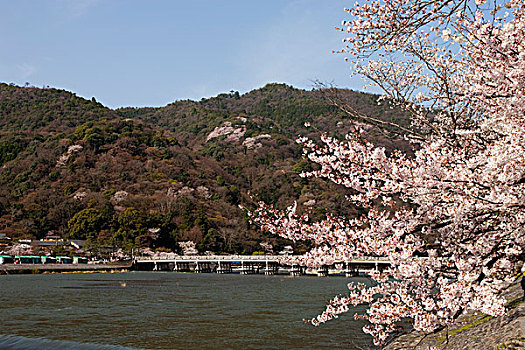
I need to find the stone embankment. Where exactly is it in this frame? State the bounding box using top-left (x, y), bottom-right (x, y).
top-left (0, 262), bottom-right (132, 274)
top-left (386, 281), bottom-right (525, 350)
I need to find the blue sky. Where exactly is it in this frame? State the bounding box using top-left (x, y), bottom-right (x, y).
top-left (0, 0), bottom-right (364, 108)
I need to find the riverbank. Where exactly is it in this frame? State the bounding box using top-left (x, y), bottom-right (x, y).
top-left (385, 281), bottom-right (525, 350)
top-left (0, 262), bottom-right (132, 274)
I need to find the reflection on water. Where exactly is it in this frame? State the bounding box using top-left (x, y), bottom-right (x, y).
top-left (0, 272), bottom-right (374, 349)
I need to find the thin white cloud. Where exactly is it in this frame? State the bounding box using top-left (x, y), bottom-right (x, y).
top-left (16, 63), bottom-right (37, 80)
top-left (56, 0), bottom-right (101, 19)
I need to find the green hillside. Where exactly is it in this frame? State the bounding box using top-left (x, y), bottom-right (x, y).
top-left (0, 82), bottom-right (410, 255)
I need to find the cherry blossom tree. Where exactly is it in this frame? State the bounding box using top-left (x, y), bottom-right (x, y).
top-left (179, 241), bottom-right (199, 256)
top-left (249, 0), bottom-right (525, 345)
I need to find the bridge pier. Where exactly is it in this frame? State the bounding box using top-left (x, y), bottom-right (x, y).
top-left (216, 261), bottom-right (232, 274)
top-left (194, 261), bottom-right (211, 273)
top-left (290, 264), bottom-right (304, 276)
top-left (153, 261), bottom-right (174, 271)
top-left (344, 262), bottom-right (358, 277)
top-left (378, 262), bottom-right (388, 272)
top-left (154, 262), bottom-right (171, 271)
top-left (173, 261), bottom-right (190, 272)
top-left (264, 261), bottom-right (279, 275)
top-left (240, 261), bottom-right (256, 274)
top-left (317, 265), bottom-right (329, 277)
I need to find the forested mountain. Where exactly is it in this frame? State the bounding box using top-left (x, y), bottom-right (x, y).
top-left (0, 82), bottom-right (409, 254)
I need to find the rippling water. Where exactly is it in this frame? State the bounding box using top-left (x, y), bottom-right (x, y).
top-left (0, 272), bottom-right (374, 349)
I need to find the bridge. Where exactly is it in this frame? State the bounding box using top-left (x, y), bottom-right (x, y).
top-left (133, 255), bottom-right (390, 277)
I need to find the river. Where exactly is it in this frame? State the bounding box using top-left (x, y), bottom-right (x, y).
top-left (0, 272), bottom-right (374, 349)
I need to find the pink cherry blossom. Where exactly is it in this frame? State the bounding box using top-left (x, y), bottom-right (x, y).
top-left (249, 0), bottom-right (525, 346)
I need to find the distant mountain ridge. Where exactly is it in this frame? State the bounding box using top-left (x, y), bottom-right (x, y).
top-left (0, 82), bottom-right (410, 255)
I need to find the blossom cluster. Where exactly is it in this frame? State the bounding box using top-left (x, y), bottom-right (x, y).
top-left (56, 144), bottom-right (83, 167)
